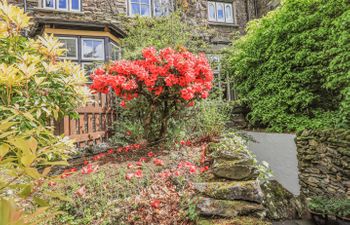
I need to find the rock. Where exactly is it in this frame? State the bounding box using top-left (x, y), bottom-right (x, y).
top-left (261, 180), bottom-right (305, 220)
top-left (212, 159), bottom-right (259, 180)
top-left (194, 180), bottom-right (264, 203)
top-left (197, 197), bottom-right (266, 218)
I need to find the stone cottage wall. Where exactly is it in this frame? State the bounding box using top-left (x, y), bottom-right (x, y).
top-left (8, 0), bottom-right (126, 26)
top-left (8, 0), bottom-right (261, 53)
top-left (295, 129), bottom-right (350, 198)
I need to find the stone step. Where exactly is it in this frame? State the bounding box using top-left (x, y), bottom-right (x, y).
top-left (194, 180), bottom-right (264, 203)
top-left (212, 158), bottom-right (259, 180)
top-left (197, 197), bottom-right (266, 218)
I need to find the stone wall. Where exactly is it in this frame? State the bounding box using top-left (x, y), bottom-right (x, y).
top-left (296, 129), bottom-right (350, 198)
top-left (196, 133), bottom-right (304, 220)
top-left (8, 0), bottom-right (261, 53)
top-left (256, 0), bottom-right (280, 17)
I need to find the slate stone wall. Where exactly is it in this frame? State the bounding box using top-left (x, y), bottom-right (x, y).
top-left (8, 0), bottom-right (262, 53)
top-left (296, 129), bottom-right (350, 198)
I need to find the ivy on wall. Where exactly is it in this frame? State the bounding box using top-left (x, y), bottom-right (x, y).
top-left (224, 0), bottom-right (350, 132)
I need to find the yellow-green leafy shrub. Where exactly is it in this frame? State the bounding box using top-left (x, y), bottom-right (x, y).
top-left (0, 1), bottom-right (89, 223)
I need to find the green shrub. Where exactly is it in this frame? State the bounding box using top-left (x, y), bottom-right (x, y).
top-left (0, 1), bottom-right (89, 222)
top-left (121, 12), bottom-right (209, 59)
top-left (330, 198), bottom-right (350, 218)
top-left (307, 197), bottom-right (332, 215)
top-left (224, 0), bottom-right (350, 132)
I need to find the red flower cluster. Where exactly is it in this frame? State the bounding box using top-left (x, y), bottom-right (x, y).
top-left (117, 144), bottom-right (142, 153)
top-left (90, 47), bottom-right (214, 105)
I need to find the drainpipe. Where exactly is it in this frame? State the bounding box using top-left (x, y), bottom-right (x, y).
top-left (23, 0), bottom-right (27, 12)
top-left (23, 0), bottom-right (28, 37)
top-left (253, 0), bottom-right (258, 18)
top-left (245, 0), bottom-right (250, 22)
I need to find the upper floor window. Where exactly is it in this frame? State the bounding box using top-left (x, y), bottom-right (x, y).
top-left (43, 0), bottom-right (81, 11)
top-left (130, 0), bottom-right (151, 16)
top-left (128, 0), bottom-right (171, 17)
top-left (208, 2), bottom-right (234, 24)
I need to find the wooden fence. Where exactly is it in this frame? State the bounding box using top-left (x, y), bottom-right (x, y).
top-left (54, 92), bottom-right (117, 148)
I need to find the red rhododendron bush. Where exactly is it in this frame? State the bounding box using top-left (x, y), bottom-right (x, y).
top-left (90, 47), bottom-right (214, 144)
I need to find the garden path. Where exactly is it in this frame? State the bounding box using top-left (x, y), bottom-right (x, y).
top-left (241, 131), bottom-right (300, 195)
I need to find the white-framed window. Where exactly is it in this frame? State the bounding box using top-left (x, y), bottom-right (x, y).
top-left (82, 38), bottom-right (105, 61)
top-left (207, 1), bottom-right (235, 24)
top-left (43, 0), bottom-right (55, 9)
top-left (153, 0), bottom-right (171, 17)
top-left (109, 42), bottom-right (121, 61)
top-left (71, 0), bottom-right (81, 11)
top-left (57, 0), bottom-right (68, 10)
top-left (58, 37), bottom-right (78, 60)
top-left (42, 0), bottom-right (81, 11)
top-left (225, 3), bottom-right (234, 23)
top-left (208, 2), bottom-right (216, 21)
top-left (129, 0), bottom-right (151, 16)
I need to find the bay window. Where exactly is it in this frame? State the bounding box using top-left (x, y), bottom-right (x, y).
top-left (207, 1), bottom-right (235, 24)
top-left (58, 37), bottom-right (78, 59)
top-left (82, 38), bottom-right (105, 61)
top-left (57, 36), bottom-right (121, 80)
top-left (109, 42), bottom-right (122, 61)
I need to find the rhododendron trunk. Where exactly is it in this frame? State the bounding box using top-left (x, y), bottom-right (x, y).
top-left (90, 47), bottom-right (214, 145)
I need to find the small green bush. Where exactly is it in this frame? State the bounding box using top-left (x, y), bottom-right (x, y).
top-left (224, 0), bottom-right (350, 132)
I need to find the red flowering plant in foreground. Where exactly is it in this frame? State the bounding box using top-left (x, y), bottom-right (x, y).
top-left (90, 47), bottom-right (214, 144)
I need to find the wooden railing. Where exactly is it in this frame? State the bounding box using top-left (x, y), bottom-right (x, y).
top-left (55, 92), bottom-right (117, 148)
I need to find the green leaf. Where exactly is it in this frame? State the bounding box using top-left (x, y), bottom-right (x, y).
top-left (0, 122), bottom-right (17, 132)
top-left (27, 137), bottom-right (37, 153)
top-left (24, 168), bottom-right (41, 179)
top-left (19, 185), bottom-right (32, 199)
top-left (0, 144), bottom-right (10, 158)
top-left (33, 197), bottom-right (49, 207)
top-left (21, 154), bottom-right (36, 167)
top-left (7, 137), bottom-right (30, 153)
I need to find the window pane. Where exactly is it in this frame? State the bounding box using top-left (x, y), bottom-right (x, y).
top-left (82, 63), bottom-right (102, 82)
top-left (154, 0), bottom-right (171, 17)
top-left (131, 0), bottom-right (139, 3)
top-left (44, 0), bottom-right (54, 8)
top-left (131, 3), bottom-right (140, 15)
top-left (59, 38), bottom-right (77, 59)
top-left (225, 4), bottom-right (233, 23)
top-left (58, 0), bottom-right (67, 9)
top-left (82, 39), bottom-right (105, 60)
top-left (71, 0), bottom-right (80, 10)
top-left (208, 2), bottom-right (216, 21)
top-left (217, 3), bottom-right (224, 21)
top-left (140, 4), bottom-right (150, 16)
top-left (141, 0), bottom-right (150, 4)
top-left (109, 43), bottom-right (121, 61)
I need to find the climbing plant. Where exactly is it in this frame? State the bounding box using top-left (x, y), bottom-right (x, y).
top-left (224, 0), bottom-right (350, 132)
top-left (121, 12), bottom-right (210, 59)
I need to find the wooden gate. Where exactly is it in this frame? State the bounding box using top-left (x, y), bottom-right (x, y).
top-left (55, 93), bottom-right (117, 148)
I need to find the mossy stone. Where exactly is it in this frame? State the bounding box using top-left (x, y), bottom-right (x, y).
top-left (212, 159), bottom-right (259, 181)
top-left (194, 180), bottom-right (263, 203)
top-left (197, 197), bottom-right (266, 218)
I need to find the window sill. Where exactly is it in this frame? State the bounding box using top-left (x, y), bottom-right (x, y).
top-left (208, 22), bottom-right (239, 27)
top-left (33, 7), bottom-right (84, 15)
